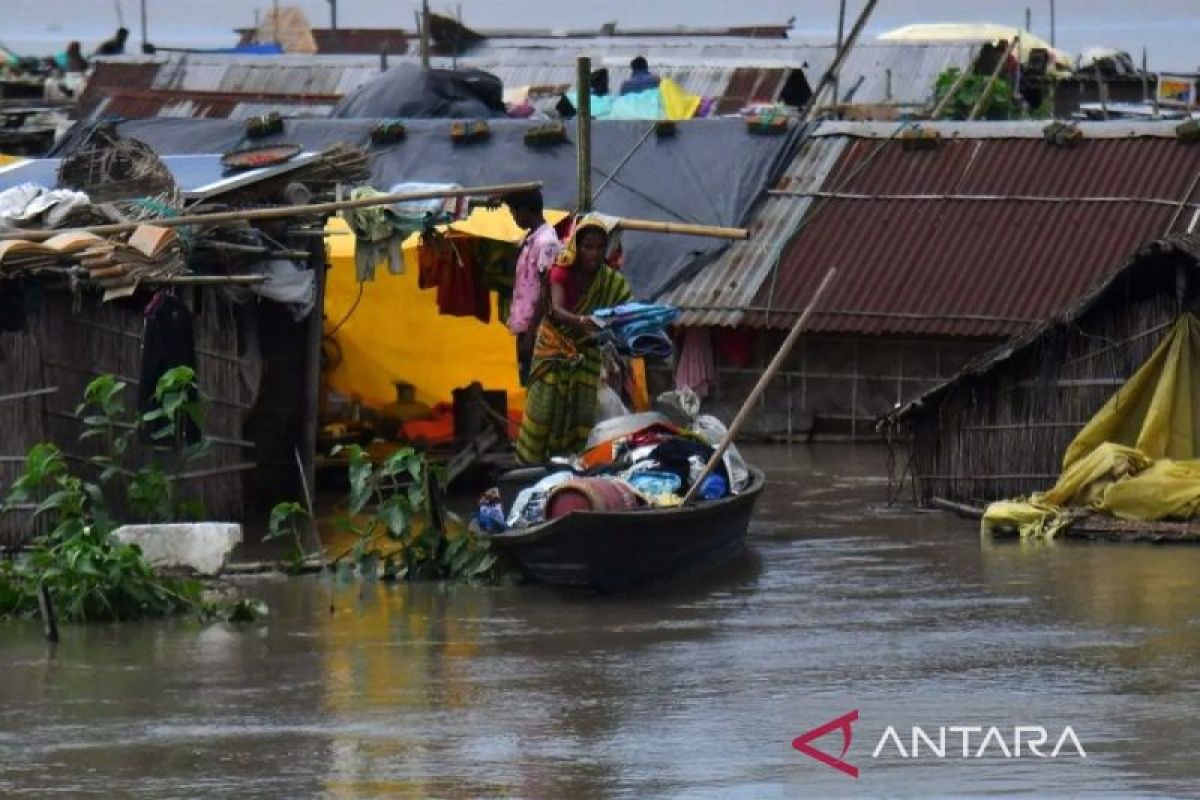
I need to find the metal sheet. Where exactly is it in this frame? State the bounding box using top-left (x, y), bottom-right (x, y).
top-left (664, 135), bottom-right (848, 327)
top-left (748, 134), bottom-right (1200, 337)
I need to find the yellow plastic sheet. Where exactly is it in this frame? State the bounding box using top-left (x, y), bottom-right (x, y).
top-left (660, 77), bottom-right (701, 120)
top-left (981, 500), bottom-right (1072, 538)
top-left (1063, 314), bottom-right (1200, 467)
top-left (983, 314), bottom-right (1200, 537)
top-left (1038, 443), bottom-right (1150, 508)
top-left (324, 216), bottom-right (525, 411)
top-left (1101, 459), bottom-right (1200, 521)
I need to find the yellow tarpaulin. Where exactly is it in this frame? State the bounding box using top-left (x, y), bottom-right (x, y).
top-left (983, 314), bottom-right (1200, 536)
top-left (1063, 314), bottom-right (1200, 466)
top-left (660, 77), bottom-right (702, 120)
top-left (323, 213), bottom-right (542, 412)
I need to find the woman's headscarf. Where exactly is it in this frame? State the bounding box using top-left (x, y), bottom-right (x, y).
top-left (554, 213), bottom-right (622, 270)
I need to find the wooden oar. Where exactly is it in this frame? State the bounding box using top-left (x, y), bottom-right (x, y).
top-left (680, 267), bottom-right (837, 505)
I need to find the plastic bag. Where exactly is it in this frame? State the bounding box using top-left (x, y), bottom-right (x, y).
top-left (691, 414), bottom-right (750, 493)
top-left (595, 384), bottom-right (629, 423)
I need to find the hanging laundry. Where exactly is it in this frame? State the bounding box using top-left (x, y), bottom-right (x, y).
top-left (477, 238), bottom-right (518, 322)
top-left (342, 186), bottom-right (433, 282)
top-left (715, 328), bottom-right (756, 367)
top-left (675, 327), bottom-right (715, 399)
top-left (418, 238), bottom-right (490, 323)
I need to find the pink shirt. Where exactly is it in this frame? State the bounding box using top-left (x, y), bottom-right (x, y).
top-left (507, 222), bottom-right (560, 334)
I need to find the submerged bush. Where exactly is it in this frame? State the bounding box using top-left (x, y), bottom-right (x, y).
top-left (330, 445), bottom-right (502, 583)
top-left (0, 443), bottom-right (205, 622)
top-left (0, 373), bottom-right (259, 623)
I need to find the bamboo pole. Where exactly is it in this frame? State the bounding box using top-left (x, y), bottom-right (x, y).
top-left (681, 267), bottom-right (837, 506)
top-left (968, 35), bottom-right (1018, 121)
top-left (615, 218), bottom-right (748, 239)
top-left (419, 0), bottom-right (431, 69)
top-left (804, 0), bottom-right (878, 120)
top-left (930, 61), bottom-right (974, 119)
top-left (1165, 165), bottom-right (1200, 234)
top-left (142, 275), bottom-right (269, 286)
top-left (576, 56), bottom-right (593, 213)
top-left (300, 240), bottom-right (326, 525)
top-left (0, 181), bottom-right (544, 241)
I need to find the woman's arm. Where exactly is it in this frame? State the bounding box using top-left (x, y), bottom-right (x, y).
top-left (548, 280), bottom-right (595, 331)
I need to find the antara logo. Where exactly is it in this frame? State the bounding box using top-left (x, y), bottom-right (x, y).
top-left (793, 712), bottom-right (1087, 778)
top-left (792, 710), bottom-right (860, 778)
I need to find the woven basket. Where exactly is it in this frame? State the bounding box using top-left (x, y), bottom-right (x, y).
top-left (57, 129), bottom-right (179, 204)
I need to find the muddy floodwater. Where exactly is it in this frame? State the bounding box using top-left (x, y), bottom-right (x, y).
top-left (4, 444), bottom-right (1200, 798)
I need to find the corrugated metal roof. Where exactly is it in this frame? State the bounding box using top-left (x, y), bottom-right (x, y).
top-left (89, 41), bottom-right (975, 118)
top-left (746, 132), bottom-right (1200, 337)
top-left (664, 134), bottom-right (847, 326)
top-left (94, 87), bottom-right (341, 121)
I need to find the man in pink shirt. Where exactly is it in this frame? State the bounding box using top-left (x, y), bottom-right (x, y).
top-left (504, 189), bottom-right (561, 385)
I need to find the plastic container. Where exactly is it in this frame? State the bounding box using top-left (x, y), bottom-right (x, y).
top-left (545, 477), bottom-right (640, 519)
top-left (699, 474), bottom-right (728, 501)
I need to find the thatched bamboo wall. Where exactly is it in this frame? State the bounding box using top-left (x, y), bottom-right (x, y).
top-left (902, 239), bottom-right (1200, 506)
top-left (0, 287), bottom-right (290, 546)
top-left (647, 332), bottom-right (994, 440)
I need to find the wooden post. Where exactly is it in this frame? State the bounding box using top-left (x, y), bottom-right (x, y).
top-left (681, 268), bottom-right (837, 505)
top-left (37, 581), bottom-right (58, 643)
top-left (300, 239), bottom-right (326, 524)
top-left (417, 0), bottom-right (432, 68)
top-left (420, 0), bottom-right (431, 68)
top-left (139, 0), bottom-right (148, 52)
top-left (576, 56), bottom-right (593, 213)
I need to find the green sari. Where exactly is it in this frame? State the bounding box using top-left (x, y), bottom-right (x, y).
top-left (516, 265), bottom-right (632, 463)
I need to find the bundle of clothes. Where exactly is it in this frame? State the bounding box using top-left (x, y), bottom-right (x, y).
top-left (474, 389), bottom-right (750, 533)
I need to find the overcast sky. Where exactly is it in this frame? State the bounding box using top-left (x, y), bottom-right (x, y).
top-left (7, 1), bottom-right (1200, 71)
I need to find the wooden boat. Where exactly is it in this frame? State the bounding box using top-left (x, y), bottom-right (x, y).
top-left (487, 467), bottom-right (766, 592)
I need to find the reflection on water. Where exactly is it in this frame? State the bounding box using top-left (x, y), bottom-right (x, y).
top-left (3, 444), bottom-right (1200, 797)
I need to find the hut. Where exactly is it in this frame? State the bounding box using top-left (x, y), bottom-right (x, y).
top-left (660, 120), bottom-right (1200, 439)
top-left (883, 235), bottom-right (1200, 509)
top-left (0, 133), bottom-right (369, 545)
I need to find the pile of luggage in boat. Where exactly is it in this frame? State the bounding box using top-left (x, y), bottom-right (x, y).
top-left (474, 390), bottom-right (751, 533)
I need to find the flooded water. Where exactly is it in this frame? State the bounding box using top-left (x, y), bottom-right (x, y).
top-left (3, 444), bottom-right (1200, 798)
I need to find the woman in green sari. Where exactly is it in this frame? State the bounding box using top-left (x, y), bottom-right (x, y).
top-left (516, 217), bottom-right (632, 464)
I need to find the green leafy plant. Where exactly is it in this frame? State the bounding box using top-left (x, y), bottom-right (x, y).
top-left (0, 373), bottom-right (264, 623)
top-left (0, 444), bottom-right (205, 621)
top-left (333, 445), bottom-right (500, 582)
top-left (73, 368), bottom-right (208, 523)
top-left (933, 67), bottom-right (1023, 120)
top-left (265, 500), bottom-right (311, 573)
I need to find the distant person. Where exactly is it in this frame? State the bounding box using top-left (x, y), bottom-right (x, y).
top-left (590, 68), bottom-right (610, 97)
top-left (96, 27), bottom-right (129, 56)
top-left (620, 56), bottom-right (661, 95)
top-left (57, 41), bottom-right (88, 72)
top-left (504, 188), bottom-right (562, 387)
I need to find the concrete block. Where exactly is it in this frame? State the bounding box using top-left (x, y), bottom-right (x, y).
top-left (112, 523), bottom-right (242, 576)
